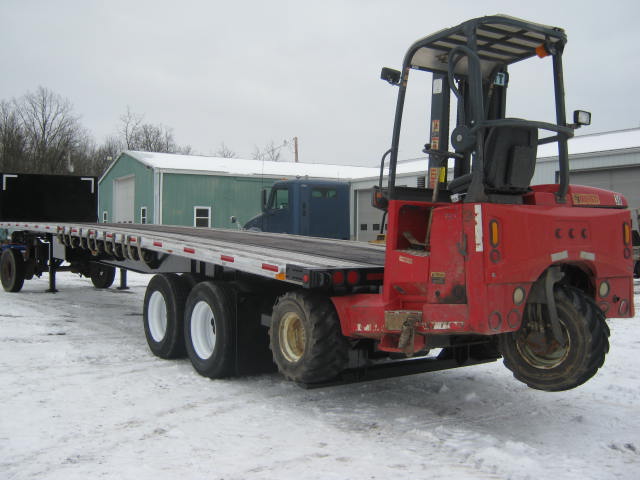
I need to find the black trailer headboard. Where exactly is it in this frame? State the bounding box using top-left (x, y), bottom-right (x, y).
top-left (0, 173), bottom-right (97, 222)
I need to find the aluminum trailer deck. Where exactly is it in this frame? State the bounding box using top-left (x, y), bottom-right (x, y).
top-left (0, 221), bottom-right (386, 287)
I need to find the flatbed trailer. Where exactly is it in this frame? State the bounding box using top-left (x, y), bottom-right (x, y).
top-left (0, 221), bottom-right (385, 287)
top-left (2, 219), bottom-right (498, 383)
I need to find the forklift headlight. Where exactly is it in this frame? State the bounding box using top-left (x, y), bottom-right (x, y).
top-left (573, 110), bottom-right (591, 126)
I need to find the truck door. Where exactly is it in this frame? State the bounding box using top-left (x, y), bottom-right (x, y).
top-left (263, 185), bottom-right (291, 233)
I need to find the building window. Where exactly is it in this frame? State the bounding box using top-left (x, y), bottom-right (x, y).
top-left (373, 223), bottom-right (380, 231)
top-left (102, 211), bottom-right (108, 223)
top-left (194, 206), bottom-right (211, 228)
top-left (360, 224), bottom-right (368, 231)
top-left (140, 206), bottom-right (147, 224)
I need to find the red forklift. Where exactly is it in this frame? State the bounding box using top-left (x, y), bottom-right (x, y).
top-left (311, 15), bottom-right (634, 391)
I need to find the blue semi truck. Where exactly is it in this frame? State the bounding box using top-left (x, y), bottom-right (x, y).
top-left (243, 179), bottom-right (351, 240)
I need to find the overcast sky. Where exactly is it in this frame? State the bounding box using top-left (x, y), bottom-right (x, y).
top-left (1, 0), bottom-right (639, 166)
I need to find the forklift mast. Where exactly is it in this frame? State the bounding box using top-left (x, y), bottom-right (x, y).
top-left (379, 15), bottom-right (590, 206)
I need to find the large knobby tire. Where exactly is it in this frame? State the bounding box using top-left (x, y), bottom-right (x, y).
top-left (184, 281), bottom-right (236, 379)
top-left (1, 248), bottom-right (26, 293)
top-left (90, 264), bottom-right (116, 289)
top-left (270, 291), bottom-right (349, 384)
top-left (143, 274), bottom-right (190, 359)
top-left (499, 285), bottom-right (610, 391)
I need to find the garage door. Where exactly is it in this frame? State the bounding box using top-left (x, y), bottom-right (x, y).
top-left (113, 175), bottom-right (135, 223)
top-left (571, 166), bottom-right (640, 228)
top-left (355, 188), bottom-right (387, 241)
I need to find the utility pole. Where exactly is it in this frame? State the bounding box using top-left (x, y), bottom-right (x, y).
top-left (294, 136), bottom-right (299, 163)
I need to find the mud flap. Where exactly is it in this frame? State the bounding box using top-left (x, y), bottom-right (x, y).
top-left (233, 288), bottom-right (278, 376)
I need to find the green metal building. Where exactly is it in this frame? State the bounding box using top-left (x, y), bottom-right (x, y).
top-left (98, 151), bottom-right (376, 229)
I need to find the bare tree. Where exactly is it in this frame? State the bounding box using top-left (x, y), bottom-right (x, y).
top-left (17, 86), bottom-right (85, 174)
top-left (215, 142), bottom-right (237, 158)
top-left (0, 100), bottom-right (27, 172)
top-left (119, 107), bottom-right (143, 150)
top-left (115, 108), bottom-right (191, 155)
top-left (252, 140), bottom-right (282, 162)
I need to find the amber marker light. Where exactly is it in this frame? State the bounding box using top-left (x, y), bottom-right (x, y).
top-left (623, 222), bottom-right (631, 245)
top-left (489, 220), bottom-right (500, 248)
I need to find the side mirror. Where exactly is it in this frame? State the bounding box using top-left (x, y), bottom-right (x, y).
top-left (230, 216), bottom-right (237, 224)
top-left (380, 67), bottom-right (401, 86)
top-left (261, 189), bottom-right (268, 211)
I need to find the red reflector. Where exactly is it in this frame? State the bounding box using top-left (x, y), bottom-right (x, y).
top-left (303, 274), bottom-right (309, 283)
top-left (332, 271), bottom-right (345, 285)
top-left (106, 234), bottom-right (113, 238)
top-left (347, 270), bottom-right (360, 285)
top-left (72, 228), bottom-right (78, 233)
top-left (366, 272), bottom-right (384, 281)
top-left (221, 255), bottom-right (234, 262)
top-left (262, 263), bottom-right (279, 272)
top-left (153, 241), bottom-right (162, 247)
top-left (130, 237), bottom-right (137, 243)
top-left (184, 247), bottom-right (196, 254)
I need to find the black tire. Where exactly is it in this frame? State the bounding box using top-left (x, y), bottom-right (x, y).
top-left (269, 291), bottom-right (349, 384)
top-left (1, 248), bottom-right (26, 293)
top-left (184, 281), bottom-right (236, 379)
top-left (499, 285), bottom-right (610, 391)
top-left (180, 273), bottom-right (206, 291)
top-left (90, 264), bottom-right (116, 289)
top-left (143, 274), bottom-right (189, 359)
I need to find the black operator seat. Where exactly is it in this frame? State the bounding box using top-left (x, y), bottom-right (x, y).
top-left (448, 125), bottom-right (538, 202)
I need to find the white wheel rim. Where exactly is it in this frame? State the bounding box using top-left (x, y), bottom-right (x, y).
top-left (191, 300), bottom-right (216, 360)
top-left (148, 291), bottom-right (168, 342)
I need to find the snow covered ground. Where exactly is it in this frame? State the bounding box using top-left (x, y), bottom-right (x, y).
top-left (1, 272), bottom-right (639, 480)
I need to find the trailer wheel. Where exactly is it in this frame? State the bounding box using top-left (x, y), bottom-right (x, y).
top-left (90, 264), bottom-right (116, 289)
top-left (184, 281), bottom-right (236, 379)
top-left (1, 248), bottom-right (26, 293)
top-left (270, 291), bottom-right (348, 384)
top-left (143, 274), bottom-right (189, 359)
top-left (180, 273), bottom-right (206, 291)
top-left (499, 286), bottom-right (609, 391)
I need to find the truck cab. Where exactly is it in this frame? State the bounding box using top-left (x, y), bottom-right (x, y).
top-left (243, 179), bottom-right (350, 239)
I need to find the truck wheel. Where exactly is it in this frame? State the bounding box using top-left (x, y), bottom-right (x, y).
top-left (499, 286), bottom-right (609, 391)
top-left (1, 248), bottom-right (26, 292)
top-left (270, 291), bottom-right (348, 384)
top-left (184, 281), bottom-right (236, 379)
top-left (90, 264), bottom-right (116, 289)
top-left (143, 274), bottom-right (189, 359)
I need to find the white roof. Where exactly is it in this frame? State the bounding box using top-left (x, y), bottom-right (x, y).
top-left (102, 128), bottom-right (639, 184)
top-left (538, 127), bottom-right (640, 159)
top-left (125, 151), bottom-right (379, 180)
